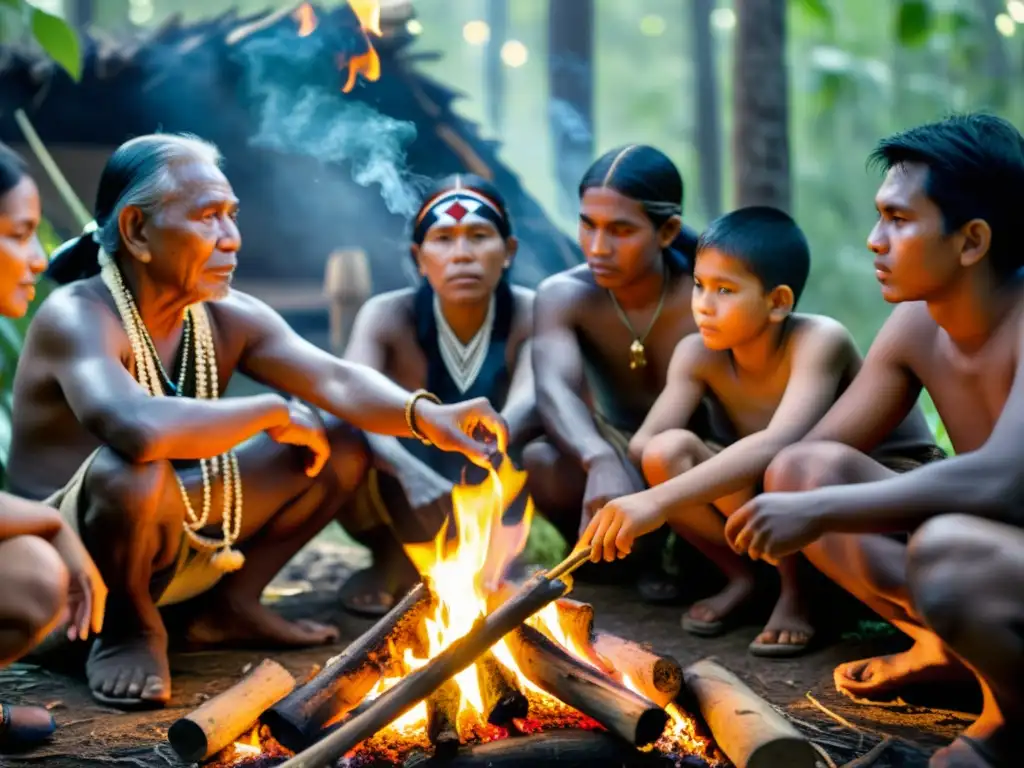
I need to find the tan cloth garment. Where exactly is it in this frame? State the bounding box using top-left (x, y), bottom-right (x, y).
top-left (44, 450), bottom-right (224, 607)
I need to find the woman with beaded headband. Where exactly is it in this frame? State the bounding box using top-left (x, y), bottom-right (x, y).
top-left (341, 174), bottom-right (539, 616)
top-left (9, 135), bottom-right (508, 710)
top-left (0, 142), bottom-right (106, 747)
top-left (525, 144), bottom-right (722, 604)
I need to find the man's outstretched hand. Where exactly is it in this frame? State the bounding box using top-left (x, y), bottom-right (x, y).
top-left (725, 491), bottom-right (825, 564)
top-left (415, 397), bottom-right (509, 469)
top-left (51, 523), bottom-right (107, 642)
top-left (579, 489), bottom-right (668, 563)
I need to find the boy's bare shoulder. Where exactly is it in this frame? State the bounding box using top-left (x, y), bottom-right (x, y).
top-left (672, 332), bottom-right (720, 376)
top-left (789, 313), bottom-right (859, 356)
top-left (537, 265), bottom-right (596, 299)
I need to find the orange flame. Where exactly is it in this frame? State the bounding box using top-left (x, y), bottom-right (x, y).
top-left (341, 0), bottom-right (383, 93)
top-left (294, 3), bottom-right (317, 37)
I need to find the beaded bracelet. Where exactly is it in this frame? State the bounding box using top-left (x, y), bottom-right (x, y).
top-left (405, 389), bottom-right (442, 445)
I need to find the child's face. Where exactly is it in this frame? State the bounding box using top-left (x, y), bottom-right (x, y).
top-left (692, 248), bottom-right (776, 350)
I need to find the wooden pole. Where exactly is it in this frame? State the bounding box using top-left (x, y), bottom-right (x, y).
top-left (505, 625), bottom-right (668, 748)
top-left (592, 631), bottom-right (682, 709)
top-left (167, 659), bottom-right (296, 762)
top-left (684, 658), bottom-right (817, 768)
top-left (264, 583), bottom-right (432, 750)
top-left (276, 572), bottom-right (570, 768)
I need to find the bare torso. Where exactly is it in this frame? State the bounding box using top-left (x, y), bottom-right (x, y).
top-left (898, 296), bottom-right (1024, 453)
top-left (9, 277), bottom-right (249, 499)
top-left (556, 264), bottom-right (698, 431)
top-left (695, 315), bottom-right (935, 451)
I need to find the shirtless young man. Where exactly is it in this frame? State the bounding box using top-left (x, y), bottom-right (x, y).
top-left (725, 114), bottom-right (1024, 766)
top-left (0, 143), bottom-right (106, 746)
top-left (340, 174), bottom-right (538, 616)
top-left (581, 207), bottom-right (936, 657)
top-left (526, 145), bottom-right (705, 602)
top-left (7, 134), bottom-right (507, 710)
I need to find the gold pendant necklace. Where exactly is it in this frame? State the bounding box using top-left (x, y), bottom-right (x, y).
top-left (608, 272), bottom-right (670, 371)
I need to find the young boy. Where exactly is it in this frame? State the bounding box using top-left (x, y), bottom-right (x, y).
top-left (724, 114), bottom-right (1024, 766)
top-left (581, 206), bottom-right (937, 657)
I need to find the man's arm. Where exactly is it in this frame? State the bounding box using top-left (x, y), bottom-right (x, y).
top-left (628, 336), bottom-right (708, 462)
top-left (36, 295), bottom-right (290, 463)
top-left (803, 306), bottom-right (923, 450)
top-left (646, 321), bottom-right (855, 511)
top-left (343, 295), bottom-right (452, 497)
top-left (532, 278), bottom-right (616, 468)
top-left (232, 293), bottom-right (505, 462)
top-left (810, 320), bottom-right (1024, 531)
top-left (502, 339), bottom-right (541, 448)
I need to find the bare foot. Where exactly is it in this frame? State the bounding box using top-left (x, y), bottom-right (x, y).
top-left (834, 639), bottom-right (972, 703)
top-left (87, 633), bottom-right (170, 709)
top-left (682, 576), bottom-right (755, 636)
top-left (185, 596), bottom-right (340, 649)
top-left (750, 590), bottom-right (815, 655)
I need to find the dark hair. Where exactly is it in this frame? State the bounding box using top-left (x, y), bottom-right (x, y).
top-left (578, 144), bottom-right (696, 271)
top-left (869, 113), bottom-right (1024, 278)
top-left (411, 173), bottom-right (512, 245)
top-left (697, 206), bottom-right (811, 305)
top-left (47, 134), bottom-right (221, 284)
top-left (0, 142), bottom-right (28, 198)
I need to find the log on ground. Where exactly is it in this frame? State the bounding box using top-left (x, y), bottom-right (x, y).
top-left (167, 658), bottom-right (296, 762)
top-left (592, 631), bottom-right (682, 708)
top-left (505, 624), bottom-right (669, 748)
top-left (684, 658), bottom-right (817, 768)
top-left (276, 571), bottom-right (570, 768)
top-left (264, 582), bottom-right (432, 751)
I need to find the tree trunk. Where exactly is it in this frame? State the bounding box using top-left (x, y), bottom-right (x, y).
top-left (548, 0), bottom-right (594, 217)
top-left (691, 0), bottom-right (723, 221)
top-left (732, 0), bottom-right (790, 212)
top-left (484, 0), bottom-right (509, 135)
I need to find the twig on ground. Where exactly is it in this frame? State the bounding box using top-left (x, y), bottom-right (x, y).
top-left (840, 737), bottom-right (895, 768)
top-left (810, 741), bottom-right (839, 768)
top-left (769, 704), bottom-right (830, 735)
top-left (805, 693), bottom-right (862, 732)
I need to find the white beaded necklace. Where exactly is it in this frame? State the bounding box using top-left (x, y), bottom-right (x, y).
top-left (433, 294), bottom-right (495, 394)
top-left (99, 250), bottom-right (245, 573)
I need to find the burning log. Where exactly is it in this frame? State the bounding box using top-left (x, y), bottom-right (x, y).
top-left (426, 679), bottom-right (461, 755)
top-left (476, 651), bottom-right (528, 725)
top-left (167, 659), bottom-right (296, 762)
top-left (276, 569), bottom-right (574, 768)
top-left (592, 631), bottom-right (683, 709)
top-left (684, 658), bottom-right (818, 768)
top-left (265, 582), bottom-right (432, 751)
top-left (505, 624), bottom-right (669, 748)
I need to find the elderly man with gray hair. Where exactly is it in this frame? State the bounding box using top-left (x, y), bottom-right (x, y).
top-left (8, 133), bottom-right (508, 710)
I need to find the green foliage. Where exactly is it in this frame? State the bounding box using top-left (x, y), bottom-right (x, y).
top-left (895, 0), bottom-right (934, 47)
top-left (0, 0), bottom-right (81, 80)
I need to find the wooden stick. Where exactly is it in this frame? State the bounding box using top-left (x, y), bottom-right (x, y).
top-left (684, 658), bottom-right (818, 768)
top-left (13, 109), bottom-right (92, 229)
top-left (276, 572), bottom-right (569, 768)
top-left (592, 631), bottom-right (683, 709)
top-left (167, 659), bottom-right (296, 762)
top-left (264, 582), bottom-right (432, 751)
top-left (546, 546), bottom-right (592, 581)
top-left (505, 624), bottom-right (668, 748)
top-left (840, 736), bottom-right (895, 768)
top-left (476, 651), bottom-right (528, 725)
top-left (426, 679), bottom-right (460, 755)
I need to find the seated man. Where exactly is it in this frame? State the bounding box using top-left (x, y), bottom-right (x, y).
top-left (726, 114), bottom-right (1024, 766)
top-left (8, 134), bottom-right (506, 710)
top-left (0, 142), bottom-right (105, 747)
top-left (581, 207), bottom-right (936, 656)
top-left (339, 174), bottom-right (538, 616)
top-left (526, 144), bottom-right (705, 602)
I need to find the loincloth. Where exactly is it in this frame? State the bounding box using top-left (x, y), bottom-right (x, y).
top-left (44, 450), bottom-right (224, 608)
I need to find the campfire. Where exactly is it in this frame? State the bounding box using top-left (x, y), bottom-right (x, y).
top-left (167, 457), bottom-right (731, 768)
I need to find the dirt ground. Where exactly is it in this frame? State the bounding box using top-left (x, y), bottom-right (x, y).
top-left (0, 540), bottom-right (975, 768)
